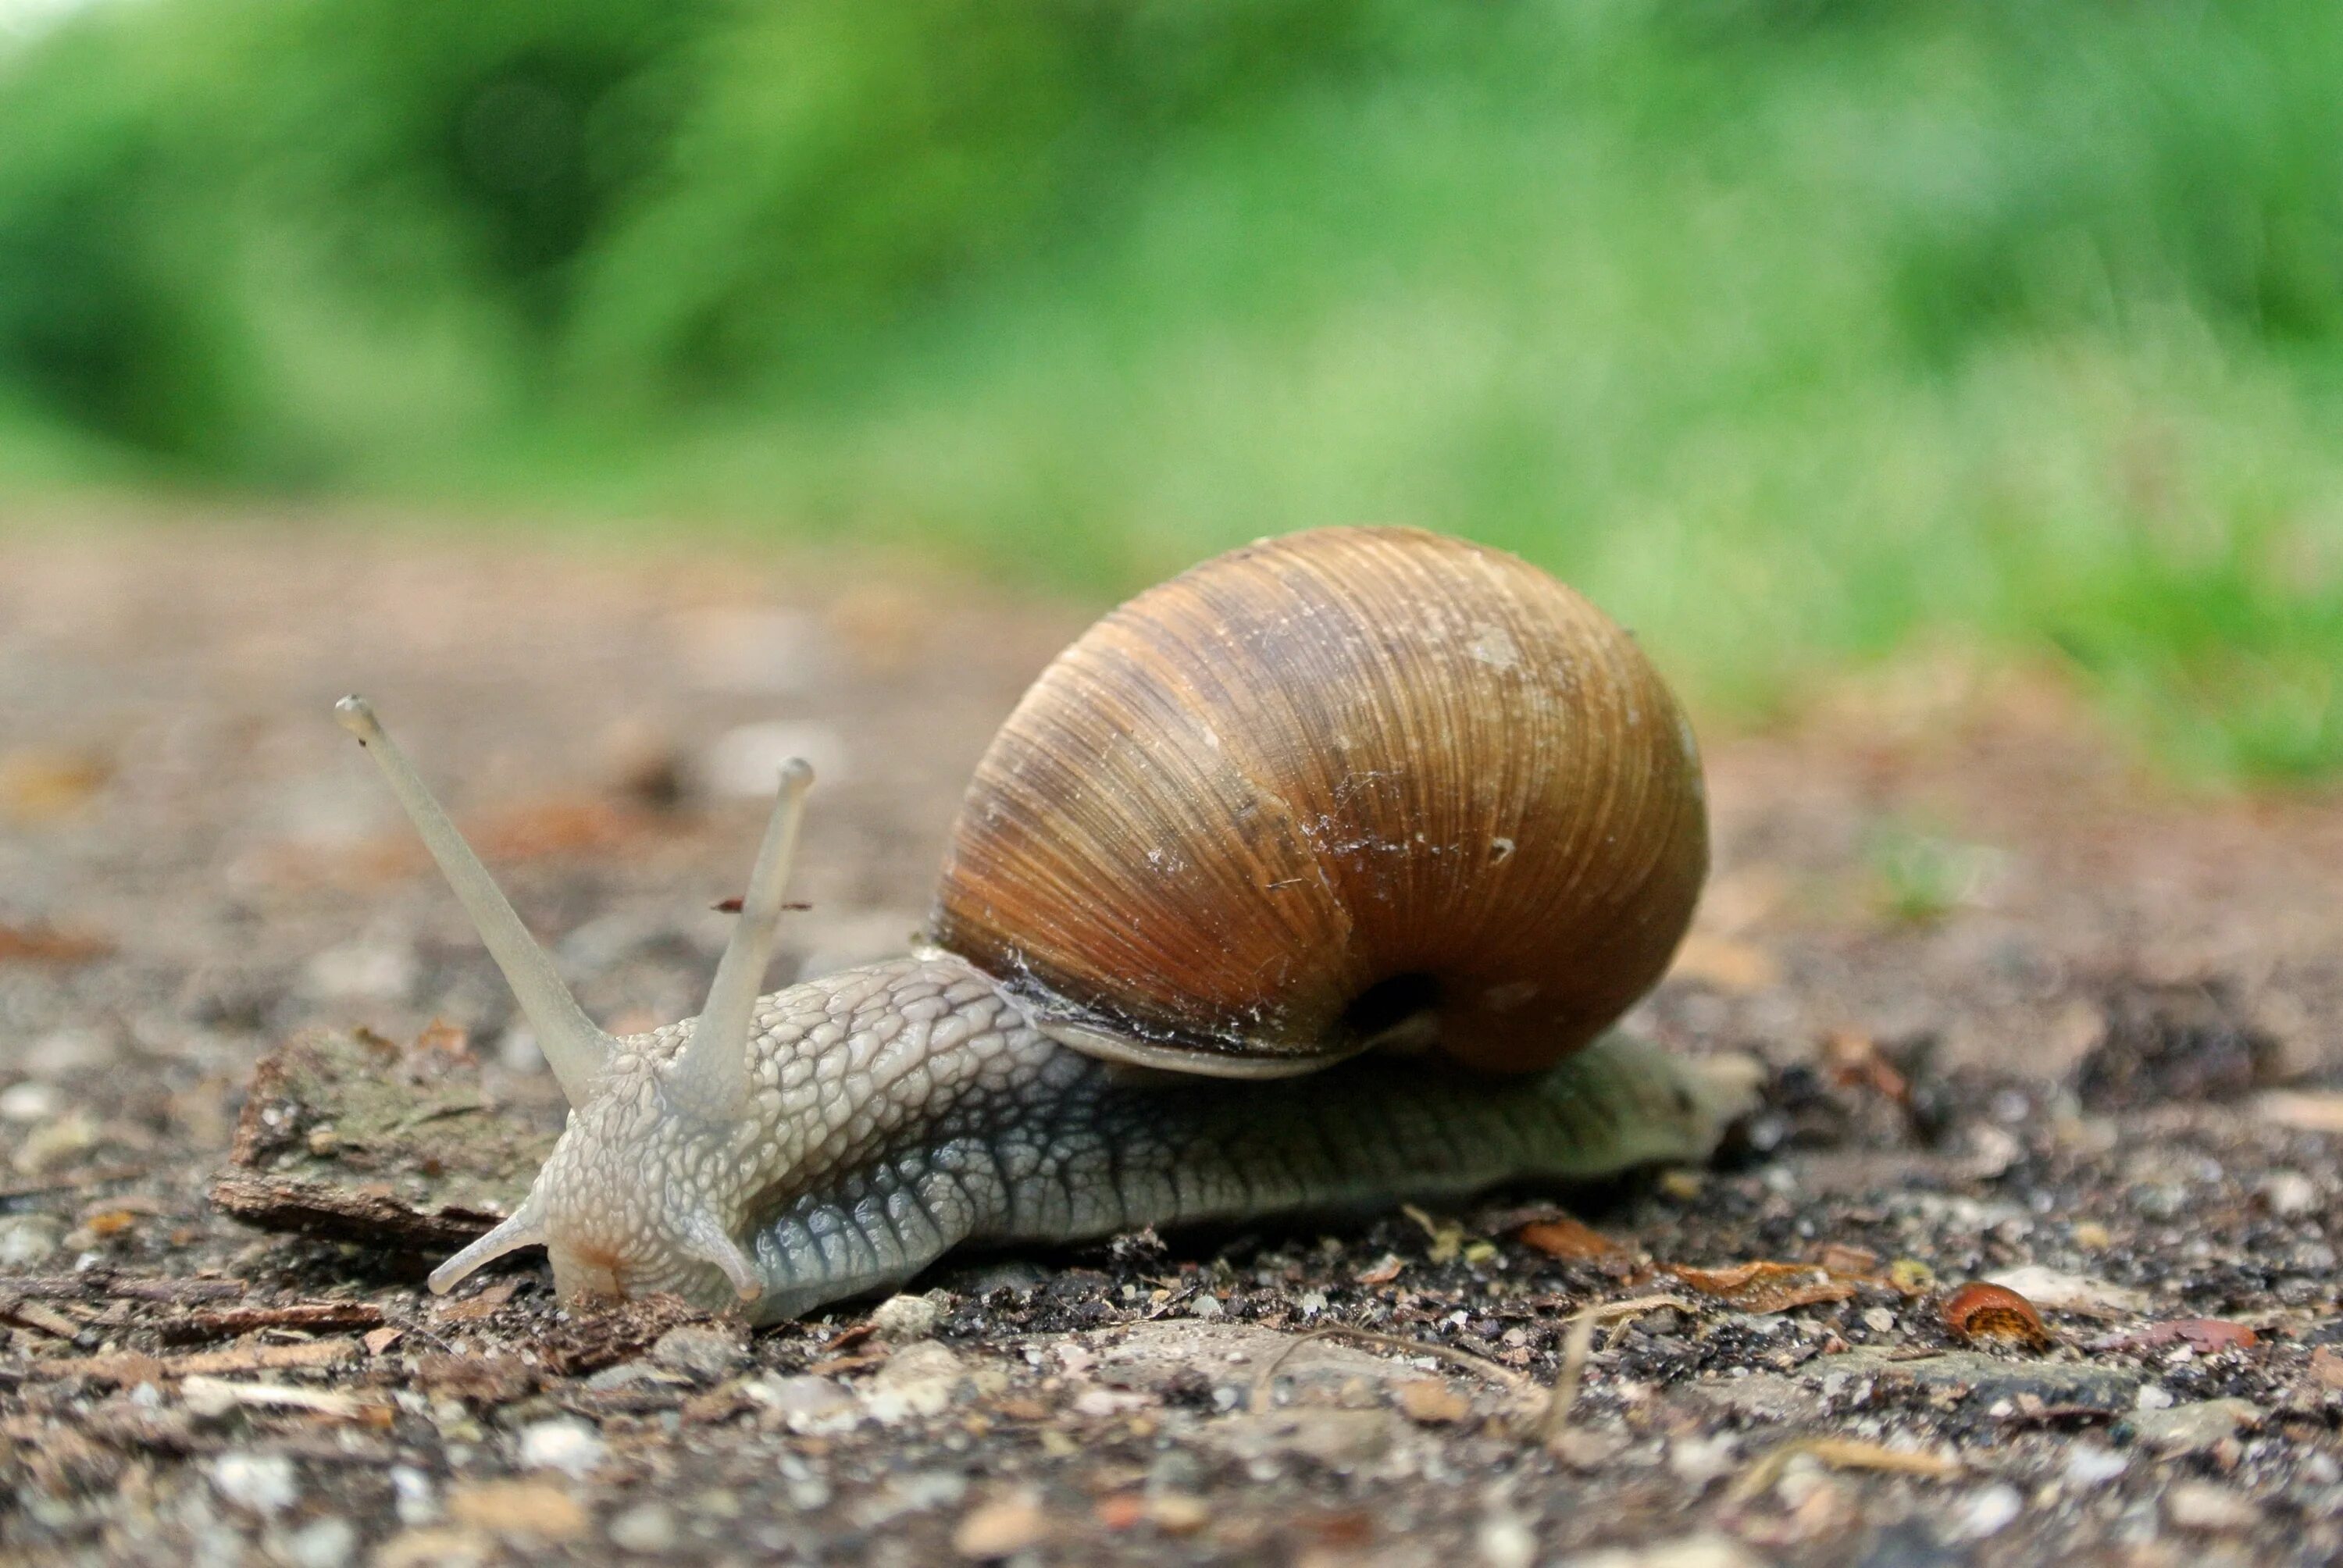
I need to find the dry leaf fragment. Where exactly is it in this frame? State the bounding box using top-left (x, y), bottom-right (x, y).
top-left (1941, 1282), bottom-right (2053, 1351)
top-left (1823, 1030), bottom-right (1911, 1102)
top-left (1517, 1216), bottom-right (1628, 1262)
top-left (1355, 1254), bottom-right (1405, 1286)
top-left (2093, 1319), bottom-right (2260, 1355)
top-left (0, 924), bottom-right (112, 964)
top-left (1663, 1261), bottom-right (1857, 1313)
top-left (1811, 1242), bottom-right (1881, 1277)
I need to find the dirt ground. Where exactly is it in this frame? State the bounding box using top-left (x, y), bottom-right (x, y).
top-left (4, 519), bottom-right (2343, 1567)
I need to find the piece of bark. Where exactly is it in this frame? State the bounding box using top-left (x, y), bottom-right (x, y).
top-left (24, 1335), bottom-right (359, 1384)
top-left (212, 1026), bottom-right (562, 1256)
top-left (157, 1301), bottom-right (385, 1345)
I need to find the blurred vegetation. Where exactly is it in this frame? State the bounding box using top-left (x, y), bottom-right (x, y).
top-left (2, 0), bottom-right (2340, 781)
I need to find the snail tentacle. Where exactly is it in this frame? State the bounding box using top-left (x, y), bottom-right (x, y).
top-left (334, 697), bottom-right (615, 1107)
top-left (668, 757), bottom-right (815, 1123)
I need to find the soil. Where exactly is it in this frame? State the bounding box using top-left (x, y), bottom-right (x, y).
top-left (3, 519), bottom-right (2342, 1567)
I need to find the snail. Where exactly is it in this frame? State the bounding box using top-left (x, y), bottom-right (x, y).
top-left (333, 526), bottom-right (1733, 1322)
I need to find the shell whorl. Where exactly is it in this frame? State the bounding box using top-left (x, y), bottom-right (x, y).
top-left (923, 526), bottom-right (1707, 1076)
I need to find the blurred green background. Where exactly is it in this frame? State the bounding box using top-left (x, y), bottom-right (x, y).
top-left (1, 0), bottom-right (2338, 782)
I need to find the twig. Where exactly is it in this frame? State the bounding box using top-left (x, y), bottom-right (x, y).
top-left (1250, 1325), bottom-right (1535, 1414)
top-left (1537, 1294), bottom-right (1694, 1451)
top-left (1728, 1436), bottom-right (1962, 1504)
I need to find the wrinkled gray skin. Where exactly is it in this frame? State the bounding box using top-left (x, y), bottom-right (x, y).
top-left (502, 954), bottom-right (1736, 1323)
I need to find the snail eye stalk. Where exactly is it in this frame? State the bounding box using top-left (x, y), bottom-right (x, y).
top-left (333, 695), bottom-right (615, 1107)
top-left (668, 758), bottom-right (815, 1122)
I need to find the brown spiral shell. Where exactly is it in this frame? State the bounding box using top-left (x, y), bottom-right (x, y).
top-left (922, 526), bottom-right (1707, 1077)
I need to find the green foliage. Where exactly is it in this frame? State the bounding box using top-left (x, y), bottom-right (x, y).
top-left (2, 0), bottom-right (2341, 781)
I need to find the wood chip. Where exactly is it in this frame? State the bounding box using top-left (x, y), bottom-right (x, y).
top-left (2310, 1348), bottom-right (2343, 1391)
top-left (436, 1281), bottom-right (519, 1323)
top-left (209, 1171), bottom-right (512, 1254)
top-left (1, 1299), bottom-right (87, 1339)
top-left (26, 1335), bottom-right (358, 1384)
top-left (364, 1327), bottom-right (405, 1356)
top-left (179, 1376), bottom-right (371, 1417)
top-left (159, 1301), bottom-right (385, 1344)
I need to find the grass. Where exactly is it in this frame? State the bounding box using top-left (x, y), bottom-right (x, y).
top-left (1, 0), bottom-right (2341, 782)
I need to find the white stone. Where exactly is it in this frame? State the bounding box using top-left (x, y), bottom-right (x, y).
top-left (869, 1292), bottom-right (942, 1341)
top-left (1558, 1533), bottom-right (1760, 1568)
top-left (2166, 1481), bottom-right (2261, 1531)
top-left (608, 1502), bottom-right (679, 1554)
top-left (2063, 1445), bottom-right (2129, 1488)
top-left (208, 1452), bottom-right (298, 1515)
top-left (517, 1418), bottom-right (606, 1477)
top-left (0, 1082), bottom-right (59, 1122)
top-left (1477, 1513), bottom-right (1537, 1568)
top-left (279, 1516), bottom-right (357, 1568)
top-left (1952, 1484), bottom-right (2023, 1540)
top-left (0, 1214), bottom-right (63, 1268)
top-left (2263, 1171), bottom-right (2320, 1217)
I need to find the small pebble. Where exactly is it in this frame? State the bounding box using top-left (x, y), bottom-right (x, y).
top-left (1187, 1293), bottom-right (1225, 1320)
top-left (1560, 1533), bottom-right (1759, 1568)
top-left (607, 1502), bottom-right (679, 1554)
top-left (954, 1495), bottom-right (1047, 1559)
top-left (2166, 1481), bottom-right (2261, 1532)
top-left (0, 1214), bottom-right (64, 1268)
top-left (209, 1452), bottom-right (298, 1515)
top-left (517, 1419), bottom-right (606, 1478)
top-left (1478, 1513), bottom-right (1537, 1568)
top-left (0, 1082), bottom-right (59, 1122)
top-left (390, 1466), bottom-right (438, 1526)
top-left (651, 1321), bottom-right (749, 1378)
top-left (870, 1292), bottom-right (943, 1341)
top-left (279, 1516), bottom-right (357, 1568)
top-left (2263, 1171), bottom-right (2319, 1218)
top-left (1952, 1484), bottom-right (2023, 1540)
top-left (2063, 1445), bottom-right (2129, 1488)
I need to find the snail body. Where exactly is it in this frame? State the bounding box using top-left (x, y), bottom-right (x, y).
top-left (333, 527), bottom-right (1729, 1321)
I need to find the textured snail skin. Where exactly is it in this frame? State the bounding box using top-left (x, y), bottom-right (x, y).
top-left (516, 955), bottom-right (1731, 1322)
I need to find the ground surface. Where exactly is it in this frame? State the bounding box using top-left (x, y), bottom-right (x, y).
top-left (3, 522), bottom-right (2342, 1567)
